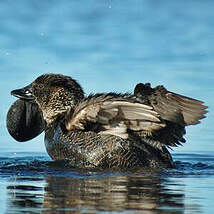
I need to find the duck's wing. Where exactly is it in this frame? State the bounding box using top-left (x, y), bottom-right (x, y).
top-left (134, 83), bottom-right (208, 126)
top-left (7, 99), bottom-right (45, 142)
top-left (66, 85), bottom-right (207, 150)
top-left (133, 83), bottom-right (208, 149)
top-left (65, 93), bottom-right (166, 139)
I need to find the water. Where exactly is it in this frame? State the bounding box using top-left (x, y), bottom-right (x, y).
top-left (0, 0), bottom-right (214, 213)
top-left (1, 153), bottom-right (214, 214)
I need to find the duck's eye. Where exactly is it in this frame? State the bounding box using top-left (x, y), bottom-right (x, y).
top-left (38, 84), bottom-right (44, 89)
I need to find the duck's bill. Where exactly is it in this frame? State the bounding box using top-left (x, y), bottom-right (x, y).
top-left (11, 85), bottom-right (34, 100)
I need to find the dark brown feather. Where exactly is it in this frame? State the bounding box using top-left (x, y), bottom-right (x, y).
top-left (134, 83), bottom-right (208, 148)
top-left (65, 84), bottom-right (207, 150)
top-left (65, 93), bottom-right (165, 139)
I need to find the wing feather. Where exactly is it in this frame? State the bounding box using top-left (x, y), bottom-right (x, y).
top-left (134, 83), bottom-right (207, 149)
top-left (65, 94), bottom-right (165, 139)
top-left (167, 92), bottom-right (208, 125)
top-left (65, 83), bottom-right (207, 150)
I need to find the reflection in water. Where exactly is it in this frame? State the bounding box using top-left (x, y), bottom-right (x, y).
top-left (43, 174), bottom-right (185, 213)
top-left (6, 173), bottom-right (186, 214)
top-left (6, 177), bottom-right (44, 214)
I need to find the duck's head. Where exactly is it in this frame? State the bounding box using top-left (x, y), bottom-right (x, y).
top-left (11, 73), bottom-right (84, 124)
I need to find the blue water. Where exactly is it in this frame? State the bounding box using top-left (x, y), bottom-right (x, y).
top-left (0, 0), bottom-right (214, 213)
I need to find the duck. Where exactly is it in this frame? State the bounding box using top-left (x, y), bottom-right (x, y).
top-left (7, 73), bottom-right (208, 169)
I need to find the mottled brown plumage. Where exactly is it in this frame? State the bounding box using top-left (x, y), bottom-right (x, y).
top-left (7, 74), bottom-right (208, 169)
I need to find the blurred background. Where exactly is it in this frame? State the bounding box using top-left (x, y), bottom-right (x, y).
top-left (1, 0), bottom-right (213, 154)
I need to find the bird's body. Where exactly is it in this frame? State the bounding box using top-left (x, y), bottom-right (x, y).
top-left (7, 74), bottom-right (207, 169)
top-left (44, 108), bottom-right (173, 169)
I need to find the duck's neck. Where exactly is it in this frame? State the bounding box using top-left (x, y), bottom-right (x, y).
top-left (40, 90), bottom-right (84, 126)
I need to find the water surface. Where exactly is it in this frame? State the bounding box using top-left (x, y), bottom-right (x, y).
top-left (0, 152), bottom-right (214, 214)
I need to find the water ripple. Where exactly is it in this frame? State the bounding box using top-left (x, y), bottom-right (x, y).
top-left (0, 153), bottom-right (214, 179)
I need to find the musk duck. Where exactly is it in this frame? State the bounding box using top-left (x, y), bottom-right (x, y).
top-left (7, 74), bottom-right (208, 169)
